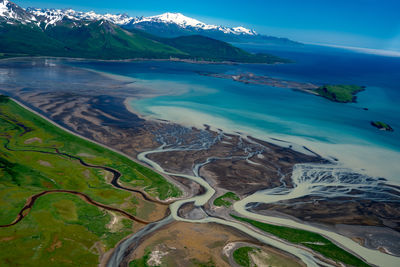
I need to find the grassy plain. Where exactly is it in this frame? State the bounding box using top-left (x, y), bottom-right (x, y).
top-left (0, 193), bottom-right (135, 266)
top-left (0, 95), bottom-right (180, 266)
top-left (231, 214), bottom-right (370, 267)
top-left (213, 192), bottom-right (240, 207)
top-left (233, 246), bottom-right (257, 267)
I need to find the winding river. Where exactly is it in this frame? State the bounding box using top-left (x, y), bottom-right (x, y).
top-left (9, 98), bottom-right (399, 267)
top-left (107, 140), bottom-right (400, 267)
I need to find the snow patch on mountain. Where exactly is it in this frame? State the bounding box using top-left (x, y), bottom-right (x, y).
top-left (135, 12), bottom-right (218, 30)
top-left (1, 1), bottom-right (257, 36)
top-left (232, 26), bottom-right (256, 35)
top-left (25, 7), bottom-right (257, 36)
top-left (27, 7), bottom-right (132, 28)
top-left (132, 12), bottom-right (256, 35)
top-left (0, 0), bottom-right (12, 17)
top-left (0, 0), bottom-right (36, 24)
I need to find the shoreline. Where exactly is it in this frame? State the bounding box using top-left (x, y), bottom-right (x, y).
top-left (245, 208), bottom-right (400, 257)
top-left (4, 57), bottom-right (400, 184)
top-left (10, 97), bottom-right (192, 201)
top-left (0, 55), bottom-right (280, 65)
top-left (123, 96), bottom-right (400, 252)
top-left (123, 101), bottom-right (400, 185)
top-left (6, 93), bottom-right (396, 267)
top-left (3, 59), bottom-right (399, 265)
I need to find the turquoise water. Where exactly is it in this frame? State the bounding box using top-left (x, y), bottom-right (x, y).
top-left (71, 45), bottom-right (400, 182)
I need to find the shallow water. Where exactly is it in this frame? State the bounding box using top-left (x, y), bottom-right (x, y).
top-left (1, 51), bottom-right (399, 266)
top-left (133, 143), bottom-right (400, 267)
top-left (66, 45), bottom-right (400, 182)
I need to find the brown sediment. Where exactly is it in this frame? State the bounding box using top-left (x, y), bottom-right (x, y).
top-left (148, 133), bottom-right (324, 195)
top-left (250, 196), bottom-right (400, 232)
top-left (227, 241), bottom-right (305, 267)
top-left (126, 221), bottom-right (305, 267)
top-left (2, 62), bottom-right (399, 262)
top-left (0, 189), bottom-right (151, 227)
top-left (351, 237), bottom-right (365, 246)
top-left (7, 89), bottom-right (397, 230)
top-left (198, 72), bottom-right (319, 93)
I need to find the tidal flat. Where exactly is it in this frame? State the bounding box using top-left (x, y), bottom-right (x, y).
top-left (1, 57), bottom-right (399, 266)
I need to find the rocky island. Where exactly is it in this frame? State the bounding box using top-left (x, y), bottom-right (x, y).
top-left (371, 121), bottom-right (394, 131)
top-left (199, 72), bottom-right (366, 103)
top-left (315, 84), bottom-right (366, 103)
top-left (198, 72), bottom-right (319, 91)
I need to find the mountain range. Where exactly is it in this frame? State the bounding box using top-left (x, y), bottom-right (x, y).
top-left (25, 6), bottom-right (299, 46)
top-left (0, 0), bottom-right (291, 62)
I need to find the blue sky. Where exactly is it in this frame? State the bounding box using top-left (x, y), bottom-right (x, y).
top-left (17, 0), bottom-right (400, 51)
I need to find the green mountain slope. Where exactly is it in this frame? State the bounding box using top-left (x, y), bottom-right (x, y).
top-left (159, 35), bottom-right (289, 63)
top-left (0, 23), bottom-right (66, 56)
top-left (0, 19), bottom-right (287, 63)
top-left (44, 20), bottom-right (187, 59)
top-left (0, 0), bottom-right (289, 63)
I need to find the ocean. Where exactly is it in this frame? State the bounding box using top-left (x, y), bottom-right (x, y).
top-left (20, 44), bottom-right (400, 183)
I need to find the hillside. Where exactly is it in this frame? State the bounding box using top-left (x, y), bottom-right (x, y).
top-left (43, 20), bottom-right (187, 59)
top-left (0, 0), bottom-right (289, 63)
top-left (159, 35), bottom-right (288, 63)
top-left (123, 13), bottom-right (301, 46)
top-left (0, 23), bottom-right (66, 56)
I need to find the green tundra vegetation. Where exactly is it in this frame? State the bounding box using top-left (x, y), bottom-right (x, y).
top-left (129, 251), bottom-right (152, 267)
top-left (0, 193), bottom-right (134, 266)
top-left (233, 246), bottom-right (258, 267)
top-left (231, 214), bottom-right (370, 267)
top-left (0, 95), bottom-right (181, 266)
top-left (315, 84), bottom-right (365, 103)
top-left (213, 191), bottom-right (240, 207)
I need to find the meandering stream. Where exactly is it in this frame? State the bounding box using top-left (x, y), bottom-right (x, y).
top-left (8, 99), bottom-right (397, 267)
top-left (107, 139), bottom-right (400, 267)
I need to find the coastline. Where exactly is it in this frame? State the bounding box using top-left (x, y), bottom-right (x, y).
top-left (123, 94), bottom-right (400, 244)
top-left (125, 102), bottom-right (400, 185)
top-left (9, 97), bottom-right (191, 201)
top-left (4, 57), bottom-right (399, 184)
top-left (107, 65), bottom-right (395, 186)
top-left (0, 55), bottom-right (278, 65)
top-left (2, 58), bottom-right (398, 266)
top-left (5, 92), bottom-right (396, 267)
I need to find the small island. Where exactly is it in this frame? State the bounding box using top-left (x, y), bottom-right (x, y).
top-left (213, 192), bottom-right (240, 207)
top-left (315, 84), bottom-right (365, 103)
top-left (198, 73), bottom-right (368, 104)
top-left (371, 121), bottom-right (394, 132)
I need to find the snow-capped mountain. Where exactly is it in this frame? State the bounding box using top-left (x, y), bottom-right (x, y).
top-left (131, 12), bottom-right (257, 36)
top-left (123, 12), bottom-right (297, 45)
top-left (27, 7), bottom-right (132, 28)
top-left (1, 1), bottom-right (256, 36)
top-left (0, 0), bottom-right (36, 23)
top-left (23, 8), bottom-right (258, 36)
top-left (0, 0), bottom-right (299, 46)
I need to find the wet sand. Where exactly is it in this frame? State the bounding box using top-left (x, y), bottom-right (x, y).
top-left (1, 59), bottom-right (399, 263)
